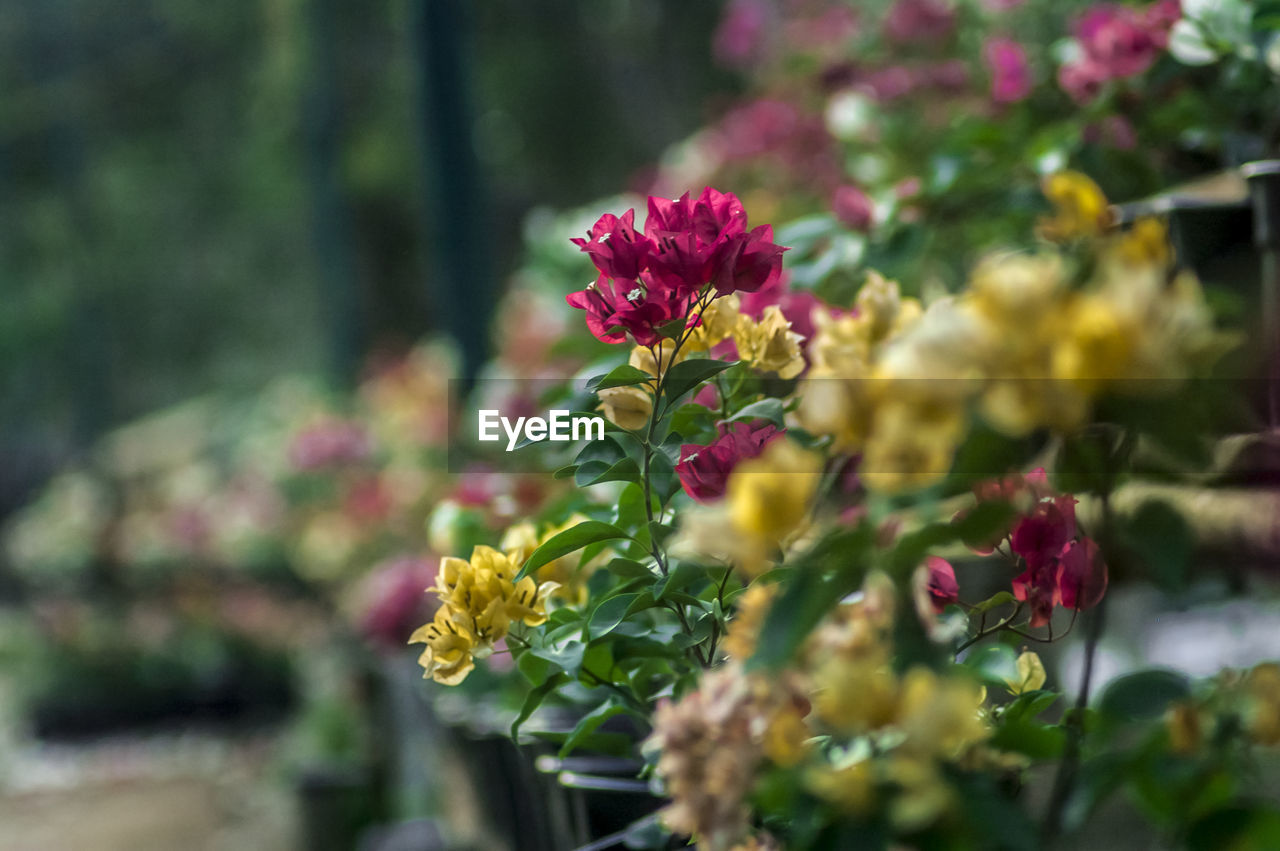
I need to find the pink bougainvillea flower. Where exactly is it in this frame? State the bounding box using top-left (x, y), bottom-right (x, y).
top-left (925, 556), bottom-right (959, 613)
top-left (832, 183), bottom-right (875, 232)
top-left (676, 421), bottom-right (780, 502)
top-left (1010, 494), bottom-right (1078, 571)
top-left (712, 224), bottom-right (788, 295)
top-left (570, 209), bottom-right (654, 281)
top-left (1057, 537), bottom-right (1108, 611)
top-left (565, 273), bottom-right (685, 346)
top-left (1012, 558), bottom-right (1061, 627)
top-left (883, 0), bottom-right (956, 44)
top-left (984, 37), bottom-right (1033, 103)
top-left (569, 188), bottom-right (786, 344)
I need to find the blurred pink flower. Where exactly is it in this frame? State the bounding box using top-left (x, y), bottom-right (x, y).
top-left (924, 556), bottom-right (959, 613)
top-left (883, 0), bottom-right (956, 45)
top-left (1058, 1), bottom-right (1180, 102)
top-left (356, 556), bottom-right (438, 649)
top-left (714, 0), bottom-right (775, 70)
top-left (984, 37), bottom-right (1033, 103)
top-left (288, 418), bottom-right (371, 471)
top-left (1084, 114), bottom-right (1138, 149)
top-left (832, 184), bottom-right (875, 232)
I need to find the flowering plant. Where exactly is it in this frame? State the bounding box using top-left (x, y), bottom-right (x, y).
top-left (412, 179), bottom-right (1279, 848)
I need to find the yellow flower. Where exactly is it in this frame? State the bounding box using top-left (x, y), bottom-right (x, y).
top-left (408, 608), bottom-right (477, 685)
top-left (733, 305), bottom-right (807, 379)
top-left (968, 253), bottom-right (1066, 327)
top-left (896, 668), bottom-right (989, 758)
top-left (726, 439), bottom-right (822, 546)
top-left (431, 544), bottom-right (555, 646)
top-left (1005, 651), bottom-right (1047, 695)
top-left (722, 583), bottom-right (778, 660)
top-left (1110, 216), bottom-right (1172, 270)
top-left (689, 293), bottom-right (741, 350)
top-left (807, 756), bottom-right (876, 814)
top-left (813, 656), bottom-right (901, 733)
top-left (1039, 171), bottom-right (1112, 241)
top-left (860, 396), bottom-right (966, 494)
top-left (629, 339), bottom-right (685, 377)
top-left (1244, 662), bottom-right (1280, 746)
top-left (1166, 701), bottom-right (1203, 754)
top-left (597, 384), bottom-right (653, 430)
top-left (1050, 294), bottom-right (1136, 392)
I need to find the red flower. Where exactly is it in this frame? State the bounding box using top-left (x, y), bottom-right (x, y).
top-left (1057, 537), bottom-right (1108, 610)
top-left (570, 209), bottom-right (653, 281)
top-left (565, 273), bottom-right (686, 346)
top-left (1058, 1), bottom-right (1178, 102)
top-left (925, 556), bottom-right (959, 613)
top-left (676, 421), bottom-right (780, 502)
top-left (568, 189), bottom-right (786, 344)
top-left (1010, 494), bottom-right (1078, 570)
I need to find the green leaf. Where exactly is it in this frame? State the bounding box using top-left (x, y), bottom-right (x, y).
top-left (726, 397), bottom-right (785, 428)
top-left (588, 593), bottom-right (642, 640)
top-left (585, 457), bottom-right (641, 487)
top-left (559, 698), bottom-right (629, 758)
top-left (1003, 690), bottom-right (1060, 724)
top-left (1124, 501), bottom-right (1192, 592)
top-left (516, 520), bottom-right (632, 580)
top-left (529, 639), bottom-right (586, 676)
top-left (511, 672), bottom-right (568, 740)
top-left (660, 561), bottom-right (706, 601)
top-left (972, 591), bottom-right (1016, 615)
top-left (965, 644), bottom-right (1019, 687)
top-left (605, 557), bottom-right (655, 580)
top-left (1098, 669), bottom-right (1190, 721)
top-left (990, 720), bottom-right (1065, 759)
top-left (656, 317), bottom-right (689, 339)
top-left (553, 465), bottom-right (578, 480)
top-left (588, 364), bottom-right (653, 391)
top-left (517, 650), bottom-right (552, 686)
top-left (661, 358), bottom-right (737, 405)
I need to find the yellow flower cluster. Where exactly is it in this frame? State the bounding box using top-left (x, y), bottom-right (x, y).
top-left (802, 573), bottom-right (999, 830)
top-left (409, 544), bottom-right (557, 685)
top-left (690, 294), bottom-right (806, 379)
top-left (798, 172), bottom-right (1232, 493)
top-left (1167, 662), bottom-right (1280, 752)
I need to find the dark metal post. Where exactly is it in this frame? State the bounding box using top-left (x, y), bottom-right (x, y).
top-left (412, 0), bottom-right (493, 388)
top-left (1243, 160), bottom-right (1280, 427)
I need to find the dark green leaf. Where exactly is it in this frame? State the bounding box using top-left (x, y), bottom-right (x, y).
top-left (588, 593), bottom-right (642, 640)
top-left (661, 358), bottom-right (737, 405)
top-left (559, 698), bottom-right (629, 758)
top-left (1098, 669), bottom-right (1190, 721)
top-left (1124, 501), bottom-right (1192, 592)
top-left (589, 364), bottom-right (653, 391)
top-left (516, 520), bottom-right (632, 580)
top-left (727, 397), bottom-right (785, 428)
top-left (511, 672), bottom-right (568, 740)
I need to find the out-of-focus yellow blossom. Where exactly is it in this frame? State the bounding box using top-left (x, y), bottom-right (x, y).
top-left (1111, 216), bottom-right (1172, 269)
top-left (597, 384), bottom-right (653, 430)
top-left (411, 544), bottom-right (558, 684)
top-left (732, 306), bottom-right (806, 379)
top-left (1005, 651), bottom-right (1047, 695)
top-left (857, 270), bottom-right (922, 343)
top-left (726, 439), bottom-right (822, 548)
top-left (501, 514), bottom-right (599, 605)
top-left (407, 607), bottom-right (477, 685)
top-left (689, 293), bottom-right (741, 349)
top-left (1038, 170), bottom-right (1112, 241)
top-left (885, 754), bottom-right (954, 831)
top-left (807, 754), bottom-right (876, 814)
top-left (896, 668), bottom-right (989, 757)
top-left (1245, 662), bottom-right (1280, 746)
top-left (860, 394), bottom-right (967, 493)
top-left (722, 583), bottom-right (779, 660)
top-left (969, 253), bottom-right (1066, 328)
top-left (1050, 294), bottom-right (1136, 392)
top-left (629, 338), bottom-right (686, 377)
top-left (1166, 701), bottom-right (1204, 754)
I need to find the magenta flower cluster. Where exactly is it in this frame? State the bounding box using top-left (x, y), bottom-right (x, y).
top-left (1059, 0), bottom-right (1181, 102)
top-left (567, 188), bottom-right (786, 346)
